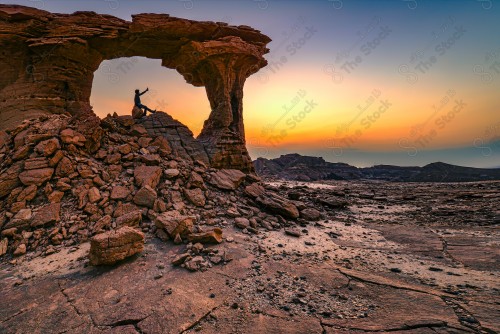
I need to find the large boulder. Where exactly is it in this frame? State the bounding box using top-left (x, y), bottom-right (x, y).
top-left (89, 226), bottom-right (144, 265)
top-left (3, 208), bottom-right (32, 230)
top-left (31, 203), bottom-right (61, 228)
top-left (134, 166), bottom-right (162, 189)
top-left (256, 193), bottom-right (300, 219)
top-left (318, 197), bottom-right (348, 209)
top-left (208, 169), bottom-right (246, 190)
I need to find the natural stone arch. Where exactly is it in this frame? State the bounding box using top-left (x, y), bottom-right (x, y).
top-left (0, 5), bottom-right (271, 172)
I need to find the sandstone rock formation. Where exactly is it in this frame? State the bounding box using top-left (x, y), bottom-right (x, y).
top-left (0, 5), bottom-right (271, 172)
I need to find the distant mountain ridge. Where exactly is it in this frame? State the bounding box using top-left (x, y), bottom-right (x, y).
top-left (253, 154), bottom-right (500, 182)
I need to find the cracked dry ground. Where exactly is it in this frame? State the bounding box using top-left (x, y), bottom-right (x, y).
top-left (1, 181), bottom-right (498, 334)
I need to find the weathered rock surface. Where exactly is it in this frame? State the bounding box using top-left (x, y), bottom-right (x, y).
top-left (89, 226), bottom-right (144, 265)
top-left (0, 4), bottom-right (271, 171)
top-left (208, 169), bottom-right (246, 190)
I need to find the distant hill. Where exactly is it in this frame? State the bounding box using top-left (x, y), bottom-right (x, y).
top-left (253, 154), bottom-right (500, 182)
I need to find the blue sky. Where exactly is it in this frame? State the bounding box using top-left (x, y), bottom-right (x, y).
top-left (3, 0), bottom-right (499, 167)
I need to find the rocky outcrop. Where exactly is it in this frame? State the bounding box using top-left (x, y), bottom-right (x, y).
top-left (0, 5), bottom-right (271, 172)
top-left (1, 114), bottom-right (329, 267)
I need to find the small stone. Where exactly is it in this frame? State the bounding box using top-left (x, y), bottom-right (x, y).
top-left (234, 217), bottom-right (250, 229)
top-left (0, 238), bottom-right (8, 256)
top-left (164, 169), bottom-right (180, 179)
top-left (173, 233), bottom-right (182, 244)
top-left (285, 229), bottom-right (301, 237)
top-left (188, 228), bottom-right (223, 244)
top-left (13, 243), bottom-right (26, 256)
top-left (300, 208), bottom-right (321, 221)
top-left (87, 187), bottom-right (101, 203)
top-left (184, 188), bottom-right (206, 207)
top-left (172, 253), bottom-right (190, 266)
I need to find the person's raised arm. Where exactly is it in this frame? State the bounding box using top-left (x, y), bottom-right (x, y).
top-left (140, 87), bottom-right (149, 96)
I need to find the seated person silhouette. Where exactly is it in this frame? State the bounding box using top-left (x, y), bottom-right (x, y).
top-left (134, 88), bottom-right (156, 117)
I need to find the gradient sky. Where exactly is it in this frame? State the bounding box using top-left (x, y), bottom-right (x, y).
top-left (5, 0), bottom-right (499, 167)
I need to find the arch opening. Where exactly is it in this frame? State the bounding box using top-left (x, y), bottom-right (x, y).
top-left (90, 56), bottom-right (210, 136)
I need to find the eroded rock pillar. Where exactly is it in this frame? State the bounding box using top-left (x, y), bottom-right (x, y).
top-left (168, 37), bottom-right (268, 173)
top-left (196, 57), bottom-right (255, 172)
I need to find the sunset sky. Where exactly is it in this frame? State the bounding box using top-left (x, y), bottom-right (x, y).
top-left (6, 0), bottom-right (500, 168)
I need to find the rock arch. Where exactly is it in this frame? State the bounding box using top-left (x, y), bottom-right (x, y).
top-left (0, 5), bottom-right (271, 172)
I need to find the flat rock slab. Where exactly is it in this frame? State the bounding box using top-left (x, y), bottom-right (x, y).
top-left (443, 233), bottom-right (500, 271)
top-left (321, 282), bottom-right (464, 332)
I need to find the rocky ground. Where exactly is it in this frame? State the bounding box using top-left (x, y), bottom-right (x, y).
top-left (1, 177), bottom-right (498, 333)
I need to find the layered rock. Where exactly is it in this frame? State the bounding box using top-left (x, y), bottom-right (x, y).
top-left (0, 5), bottom-right (271, 172)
